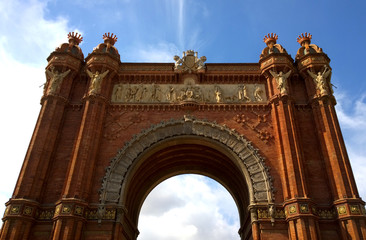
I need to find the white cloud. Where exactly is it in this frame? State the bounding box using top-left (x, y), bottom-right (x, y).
top-left (0, 0), bottom-right (73, 217)
top-left (0, 0), bottom-right (70, 64)
top-left (335, 92), bottom-right (366, 202)
top-left (336, 93), bottom-right (366, 130)
top-left (138, 175), bottom-right (240, 240)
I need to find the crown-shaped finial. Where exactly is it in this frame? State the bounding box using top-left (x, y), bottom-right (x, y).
top-left (185, 50), bottom-right (195, 56)
top-left (103, 32), bottom-right (118, 45)
top-left (263, 33), bottom-right (278, 45)
top-left (297, 32), bottom-right (312, 45)
top-left (68, 32), bottom-right (83, 45)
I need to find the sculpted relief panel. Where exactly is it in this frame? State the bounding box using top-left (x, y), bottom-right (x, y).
top-left (111, 82), bottom-right (267, 104)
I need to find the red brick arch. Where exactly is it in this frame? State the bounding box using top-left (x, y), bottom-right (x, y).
top-left (98, 117), bottom-right (274, 237)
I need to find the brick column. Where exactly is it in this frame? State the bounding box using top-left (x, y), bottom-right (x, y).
top-left (0, 38), bottom-right (83, 239)
top-left (298, 51), bottom-right (366, 239)
top-left (260, 39), bottom-right (317, 238)
top-left (50, 33), bottom-right (120, 240)
top-left (260, 55), bottom-right (307, 190)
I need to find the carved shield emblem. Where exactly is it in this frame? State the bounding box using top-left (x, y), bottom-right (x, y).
top-left (173, 50), bottom-right (206, 73)
top-left (184, 55), bottom-right (196, 69)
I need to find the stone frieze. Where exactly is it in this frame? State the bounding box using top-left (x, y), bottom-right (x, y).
top-left (111, 83), bottom-right (267, 104)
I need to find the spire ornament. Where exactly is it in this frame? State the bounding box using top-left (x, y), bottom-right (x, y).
top-left (295, 33), bottom-right (323, 59)
top-left (263, 33), bottom-right (278, 46)
top-left (103, 32), bottom-right (118, 46)
top-left (52, 32), bottom-right (84, 59)
top-left (68, 32), bottom-right (83, 46)
top-left (90, 32), bottom-right (120, 58)
top-left (297, 32), bottom-right (312, 47)
top-left (260, 33), bottom-right (287, 59)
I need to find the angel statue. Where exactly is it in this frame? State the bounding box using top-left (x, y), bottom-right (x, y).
top-left (307, 67), bottom-right (332, 96)
top-left (45, 67), bottom-right (71, 94)
top-left (269, 70), bottom-right (292, 95)
top-left (86, 69), bottom-right (109, 94)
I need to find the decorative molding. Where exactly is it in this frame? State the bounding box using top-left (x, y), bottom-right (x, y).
top-left (108, 103), bottom-right (269, 113)
top-left (27, 207), bottom-right (117, 221)
top-left (103, 111), bottom-right (144, 140)
top-left (37, 209), bottom-right (55, 220)
top-left (120, 64), bottom-right (173, 71)
top-left (337, 205), bottom-right (347, 216)
top-left (316, 208), bottom-right (337, 219)
top-left (257, 208), bottom-right (285, 219)
top-left (206, 64), bottom-right (259, 72)
top-left (233, 111), bottom-right (273, 143)
top-left (68, 103), bottom-right (83, 111)
top-left (299, 203), bottom-right (309, 213)
top-left (85, 209), bottom-right (116, 220)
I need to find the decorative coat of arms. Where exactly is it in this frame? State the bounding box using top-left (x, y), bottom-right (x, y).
top-left (174, 50), bottom-right (206, 73)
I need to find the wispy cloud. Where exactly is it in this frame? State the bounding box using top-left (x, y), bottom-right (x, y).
top-left (162, 0), bottom-right (209, 51)
top-left (178, 0), bottom-right (185, 49)
top-left (124, 42), bottom-right (180, 62)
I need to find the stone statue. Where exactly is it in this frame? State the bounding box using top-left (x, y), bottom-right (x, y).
top-left (150, 83), bottom-right (162, 102)
top-left (130, 86), bottom-right (139, 101)
top-left (238, 85), bottom-right (251, 102)
top-left (215, 86), bottom-right (222, 103)
top-left (254, 84), bottom-right (263, 102)
top-left (45, 67), bottom-right (71, 94)
top-left (136, 84), bottom-right (147, 102)
top-left (269, 70), bottom-right (292, 95)
top-left (307, 67), bottom-right (332, 96)
top-left (86, 69), bottom-right (109, 94)
top-left (173, 55), bottom-right (183, 70)
top-left (125, 85), bottom-right (132, 102)
top-left (194, 86), bottom-right (203, 102)
top-left (185, 87), bottom-right (194, 101)
top-left (166, 86), bottom-right (177, 102)
top-left (196, 56), bottom-right (207, 70)
top-left (114, 85), bottom-right (123, 101)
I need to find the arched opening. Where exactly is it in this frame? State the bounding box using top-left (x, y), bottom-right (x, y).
top-left (138, 174), bottom-right (240, 239)
top-left (99, 118), bottom-right (274, 240)
top-left (122, 137), bottom-right (250, 225)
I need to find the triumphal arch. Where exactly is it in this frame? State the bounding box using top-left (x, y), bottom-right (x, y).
top-left (1, 32), bottom-right (366, 239)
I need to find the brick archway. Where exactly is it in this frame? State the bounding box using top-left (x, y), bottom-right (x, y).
top-left (99, 117), bottom-right (274, 239)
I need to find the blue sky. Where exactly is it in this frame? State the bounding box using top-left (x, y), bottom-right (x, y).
top-left (0, 0), bottom-right (365, 239)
